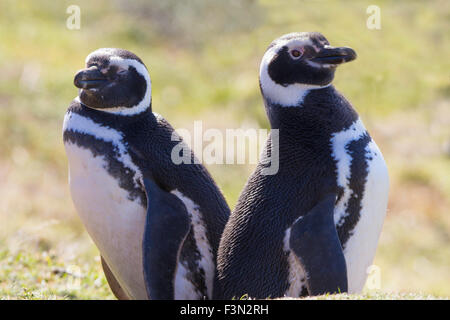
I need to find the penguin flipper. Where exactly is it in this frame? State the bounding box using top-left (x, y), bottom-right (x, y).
top-left (142, 178), bottom-right (191, 300)
top-left (101, 256), bottom-right (130, 300)
top-left (289, 193), bottom-right (348, 296)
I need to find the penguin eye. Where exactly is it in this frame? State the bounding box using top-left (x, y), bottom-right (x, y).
top-left (117, 68), bottom-right (128, 75)
top-left (290, 49), bottom-right (303, 59)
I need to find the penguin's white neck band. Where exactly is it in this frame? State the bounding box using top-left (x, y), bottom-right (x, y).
top-left (98, 57), bottom-right (152, 116)
top-left (259, 40), bottom-right (330, 107)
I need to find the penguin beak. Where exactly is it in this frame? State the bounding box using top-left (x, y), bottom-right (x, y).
top-left (74, 66), bottom-right (107, 90)
top-left (311, 46), bottom-right (357, 65)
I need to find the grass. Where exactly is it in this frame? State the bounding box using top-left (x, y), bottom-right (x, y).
top-left (0, 0), bottom-right (449, 299)
top-left (0, 249), bottom-right (112, 300)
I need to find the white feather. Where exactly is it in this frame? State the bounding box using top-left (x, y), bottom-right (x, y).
top-left (283, 225), bottom-right (307, 297)
top-left (65, 142), bottom-right (148, 299)
top-left (330, 118), bottom-right (389, 293)
top-left (174, 263), bottom-right (202, 299)
top-left (63, 111), bottom-right (143, 191)
top-left (331, 118), bottom-right (367, 226)
top-left (343, 140), bottom-right (389, 292)
top-left (171, 190), bottom-right (215, 299)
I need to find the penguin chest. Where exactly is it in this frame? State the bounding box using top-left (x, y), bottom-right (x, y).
top-left (63, 112), bottom-right (215, 299)
top-left (65, 142), bottom-right (148, 300)
top-left (283, 118), bottom-right (389, 297)
top-left (331, 119), bottom-right (389, 293)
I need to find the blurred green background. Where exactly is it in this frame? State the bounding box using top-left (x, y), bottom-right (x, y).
top-left (0, 0), bottom-right (448, 299)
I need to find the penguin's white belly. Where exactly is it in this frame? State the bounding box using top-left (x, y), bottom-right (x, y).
top-left (65, 143), bottom-right (148, 299)
top-left (331, 119), bottom-right (389, 293)
top-left (63, 111), bottom-right (213, 299)
top-left (340, 140), bottom-right (389, 293)
top-left (65, 141), bottom-right (213, 300)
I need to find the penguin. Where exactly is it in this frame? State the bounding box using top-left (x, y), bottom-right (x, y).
top-left (216, 32), bottom-right (389, 299)
top-left (63, 48), bottom-right (230, 300)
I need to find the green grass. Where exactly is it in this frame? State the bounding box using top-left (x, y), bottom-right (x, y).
top-left (0, 0), bottom-right (449, 299)
top-left (0, 249), bottom-right (113, 299)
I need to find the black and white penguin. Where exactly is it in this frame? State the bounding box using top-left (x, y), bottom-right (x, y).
top-left (63, 48), bottom-right (230, 300)
top-left (216, 32), bottom-right (389, 299)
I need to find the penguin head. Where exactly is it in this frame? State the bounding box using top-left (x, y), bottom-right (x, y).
top-left (74, 48), bottom-right (151, 115)
top-left (259, 32), bottom-right (356, 107)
